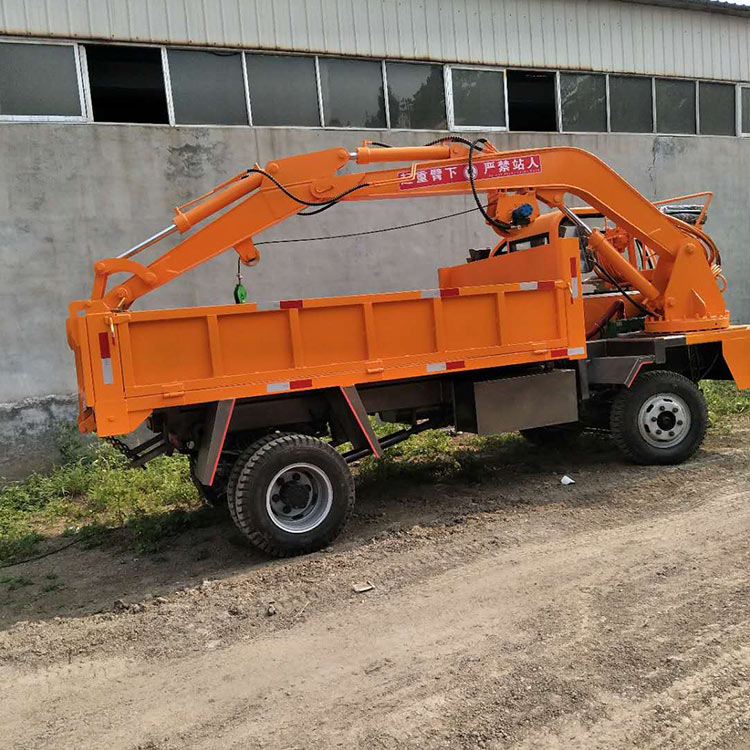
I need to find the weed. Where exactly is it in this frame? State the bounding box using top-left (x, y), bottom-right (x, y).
top-left (702, 381), bottom-right (750, 427)
top-left (0, 428), bottom-right (200, 564)
top-left (1, 576), bottom-right (34, 592)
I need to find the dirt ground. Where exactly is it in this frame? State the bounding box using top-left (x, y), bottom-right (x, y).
top-left (1, 422), bottom-right (749, 750)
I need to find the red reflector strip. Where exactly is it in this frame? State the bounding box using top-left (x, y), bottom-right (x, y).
top-left (280, 299), bottom-right (303, 309)
top-left (570, 257), bottom-right (578, 276)
top-left (446, 360), bottom-right (465, 371)
top-left (550, 348), bottom-right (567, 358)
top-left (290, 378), bottom-right (313, 390)
top-left (537, 281), bottom-right (556, 291)
top-left (98, 332), bottom-right (111, 359)
top-left (440, 287), bottom-right (460, 298)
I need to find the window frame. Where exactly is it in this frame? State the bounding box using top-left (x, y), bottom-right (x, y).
top-left (79, 39), bottom-right (173, 127)
top-left (653, 76), bottom-right (698, 136)
top-left (0, 36), bottom-right (89, 123)
top-left (243, 50), bottom-right (323, 129)
top-left (445, 63), bottom-right (509, 132)
top-left (557, 70), bottom-right (609, 134)
top-left (316, 53), bottom-right (388, 130)
top-left (696, 79), bottom-right (737, 137)
top-left (383, 58), bottom-right (448, 132)
top-left (504, 66), bottom-right (560, 133)
top-left (740, 84), bottom-right (750, 137)
top-left (1, 35), bottom-right (748, 139)
top-left (606, 73), bottom-right (656, 135)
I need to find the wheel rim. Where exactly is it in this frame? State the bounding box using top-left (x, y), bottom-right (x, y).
top-left (265, 462), bottom-right (333, 534)
top-left (637, 392), bottom-right (691, 449)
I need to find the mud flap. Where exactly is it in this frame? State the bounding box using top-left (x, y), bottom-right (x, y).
top-left (193, 399), bottom-right (235, 485)
top-left (723, 336), bottom-right (750, 389)
top-left (327, 386), bottom-right (382, 458)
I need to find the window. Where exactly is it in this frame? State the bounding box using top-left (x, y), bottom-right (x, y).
top-left (699, 81), bottom-right (735, 135)
top-left (449, 67), bottom-right (506, 129)
top-left (319, 57), bottom-right (385, 128)
top-left (509, 234), bottom-right (550, 253)
top-left (0, 41), bottom-right (82, 118)
top-left (655, 78), bottom-right (695, 134)
top-left (386, 62), bottom-right (445, 129)
top-left (85, 44), bottom-right (168, 124)
top-left (246, 54), bottom-right (319, 126)
top-left (506, 70), bottom-right (556, 131)
top-left (167, 49), bottom-right (246, 125)
top-left (743, 88), bottom-right (750, 135)
top-left (560, 73), bottom-right (607, 132)
top-left (609, 76), bottom-right (653, 133)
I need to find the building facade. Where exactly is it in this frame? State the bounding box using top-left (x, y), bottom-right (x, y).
top-left (1, 0), bottom-right (749, 478)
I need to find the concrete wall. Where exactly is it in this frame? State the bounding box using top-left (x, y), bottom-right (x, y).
top-left (1, 123), bottom-right (748, 478)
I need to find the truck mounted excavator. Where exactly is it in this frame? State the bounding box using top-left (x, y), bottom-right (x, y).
top-left (66, 137), bottom-right (750, 556)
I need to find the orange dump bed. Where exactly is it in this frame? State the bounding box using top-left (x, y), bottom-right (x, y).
top-left (67, 239), bottom-right (587, 436)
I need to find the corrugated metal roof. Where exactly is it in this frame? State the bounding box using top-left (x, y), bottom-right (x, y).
top-left (1, 0), bottom-right (748, 81)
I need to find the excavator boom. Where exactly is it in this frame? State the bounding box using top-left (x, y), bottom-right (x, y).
top-left (89, 140), bottom-right (727, 333)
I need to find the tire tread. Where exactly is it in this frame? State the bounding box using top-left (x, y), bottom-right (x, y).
top-left (610, 370), bottom-right (708, 465)
top-left (230, 433), bottom-right (354, 557)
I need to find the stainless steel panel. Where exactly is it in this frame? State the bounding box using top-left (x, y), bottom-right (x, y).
top-left (474, 369), bottom-right (578, 435)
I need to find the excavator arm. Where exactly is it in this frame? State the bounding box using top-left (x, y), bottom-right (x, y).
top-left (89, 140), bottom-right (729, 334)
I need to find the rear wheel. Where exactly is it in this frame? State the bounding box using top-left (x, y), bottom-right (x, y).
top-left (610, 370), bottom-right (708, 465)
top-left (228, 433), bottom-right (355, 557)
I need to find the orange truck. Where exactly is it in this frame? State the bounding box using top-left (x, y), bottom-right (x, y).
top-left (66, 138), bottom-right (750, 556)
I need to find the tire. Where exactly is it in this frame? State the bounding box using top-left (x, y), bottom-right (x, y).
top-left (521, 422), bottom-right (583, 447)
top-left (228, 434), bottom-right (355, 557)
top-left (610, 370), bottom-right (708, 465)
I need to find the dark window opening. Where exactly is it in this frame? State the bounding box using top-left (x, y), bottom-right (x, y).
top-left (507, 70), bottom-right (557, 131)
top-left (85, 44), bottom-right (168, 124)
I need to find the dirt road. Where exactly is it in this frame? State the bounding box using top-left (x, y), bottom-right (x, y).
top-left (2, 425), bottom-right (749, 749)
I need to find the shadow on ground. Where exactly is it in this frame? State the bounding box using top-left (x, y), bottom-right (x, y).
top-left (0, 432), bottom-right (679, 629)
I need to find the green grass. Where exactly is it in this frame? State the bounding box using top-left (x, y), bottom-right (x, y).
top-left (0, 382), bottom-right (747, 565)
top-left (703, 380), bottom-right (750, 425)
top-left (0, 430), bottom-right (202, 564)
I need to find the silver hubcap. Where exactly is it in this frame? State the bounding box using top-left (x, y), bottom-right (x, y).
top-left (265, 463), bottom-right (333, 534)
top-left (637, 392), bottom-right (691, 449)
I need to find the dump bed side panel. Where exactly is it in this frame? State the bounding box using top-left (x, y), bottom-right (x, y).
top-left (73, 240), bottom-right (586, 436)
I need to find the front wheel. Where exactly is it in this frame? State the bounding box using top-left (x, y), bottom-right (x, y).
top-left (610, 370), bottom-right (708, 465)
top-left (228, 434), bottom-right (355, 557)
